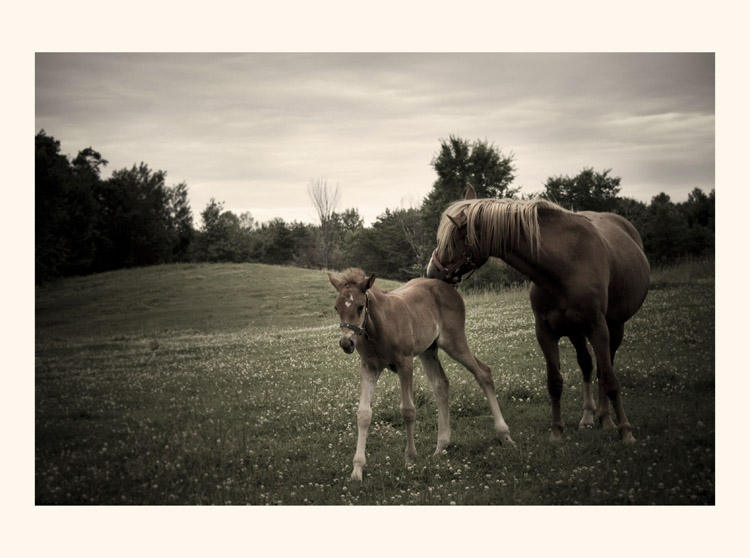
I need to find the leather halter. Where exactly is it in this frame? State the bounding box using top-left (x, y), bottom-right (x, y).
top-left (339, 291), bottom-right (371, 339)
top-left (430, 247), bottom-right (478, 286)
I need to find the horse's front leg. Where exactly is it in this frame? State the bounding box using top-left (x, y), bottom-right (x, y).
top-left (351, 364), bottom-right (380, 481)
top-left (535, 317), bottom-right (564, 442)
top-left (397, 360), bottom-right (418, 466)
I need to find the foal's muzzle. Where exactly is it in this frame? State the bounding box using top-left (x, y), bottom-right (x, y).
top-left (339, 337), bottom-right (355, 354)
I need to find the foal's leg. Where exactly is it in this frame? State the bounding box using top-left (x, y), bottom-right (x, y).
top-left (569, 334), bottom-right (600, 429)
top-left (440, 335), bottom-right (513, 445)
top-left (397, 360), bottom-right (418, 466)
top-left (351, 364), bottom-right (380, 481)
top-left (535, 317), bottom-right (564, 442)
top-left (418, 346), bottom-right (451, 454)
top-left (588, 316), bottom-right (635, 443)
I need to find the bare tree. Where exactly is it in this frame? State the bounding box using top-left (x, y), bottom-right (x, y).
top-left (307, 178), bottom-right (341, 268)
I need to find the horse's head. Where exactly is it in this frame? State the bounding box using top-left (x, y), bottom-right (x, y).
top-left (328, 269), bottom-right (376, 354)
top-left (426, 185), bottom-right (487, 284)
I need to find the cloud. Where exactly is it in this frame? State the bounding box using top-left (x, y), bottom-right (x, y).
top-left (35, 53), bottom-right (714, 225)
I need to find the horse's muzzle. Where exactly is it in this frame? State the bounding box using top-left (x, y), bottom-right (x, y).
top-left (339, 337), bottom-right (355, 354)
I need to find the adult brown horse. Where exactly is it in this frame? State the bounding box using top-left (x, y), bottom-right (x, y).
top-left (329, 268), bottom-right (514, 481)
top-left (426, 186), bottom-right (649, 443)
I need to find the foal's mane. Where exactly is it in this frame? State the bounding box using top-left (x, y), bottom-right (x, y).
top-left (338, 267), bottom-right (369, 287)
top-left (436, 198), bottom-right (567, 260)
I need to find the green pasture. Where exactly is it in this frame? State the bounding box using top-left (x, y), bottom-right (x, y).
top-left (35, 261), bottom-right (714, 505)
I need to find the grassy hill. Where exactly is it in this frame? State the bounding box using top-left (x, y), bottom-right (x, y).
top-left (35, 262), bottom-right (715, 505)
top-left (35, 262), bottom-right (403, 340)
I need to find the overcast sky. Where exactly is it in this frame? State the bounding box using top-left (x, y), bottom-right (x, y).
top-left (35, 52), bottom-right (714, 226)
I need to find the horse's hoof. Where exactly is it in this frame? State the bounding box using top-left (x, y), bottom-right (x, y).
top-left (549, 430), bottom-right (563, 443)
top-left (351, 469), bottom-right (363, 482)
top-left (500, 434), bottom-right (516, 447)
top-left (620, 429), bottom-right (636, 444)
top-left (599, 416), bottom-right (616, 429)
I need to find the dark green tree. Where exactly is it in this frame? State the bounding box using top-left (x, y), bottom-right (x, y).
top-left (35, 131), bottom-right (107, 281)
top-left (613, 196), bottom-right (650, 238)
top-left (423, 136), bottom-right (518, 224)
top-left (347, 208), bottom-right (423, 281)
top-left (93, 163), bottom-right (177, 270)
top-left (642, 193), bottom-right (691, 263)
top-left (259, 218), bottom-right (296, 264)
top-left (542, 167), bottom-right (622, 212)
top-left (679, 188), bottom-right (715, 256)
top-left (194, 199), bottom-right (249, 262)
top-left (168, 182), bottom-right (194, 261)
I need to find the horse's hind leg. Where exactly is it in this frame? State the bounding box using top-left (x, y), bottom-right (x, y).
top-left (569, 334), bottom-right (601, 429)
top-left (440, 335), bottom-right (514, 445)
top-left (589, 316), bottom-right (635, 443)
top-left (607, 319), bottom-right (625, 364)
top-left (396, 360), bottom-right (418, 466)
top-left (418, 345), bottom-right (451, 454)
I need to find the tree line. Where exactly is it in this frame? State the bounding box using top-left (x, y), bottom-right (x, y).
top-left (36, 131), bottom-right (714, 286)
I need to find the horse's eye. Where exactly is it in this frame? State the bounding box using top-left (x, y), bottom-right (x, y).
top-left (357, 305), bottom-right (364, 314)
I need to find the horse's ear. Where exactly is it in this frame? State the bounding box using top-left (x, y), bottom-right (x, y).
top-left (360, 273), bottom-right (376, 292)
top-left (328, 272), bottom-right (343, 292)
top-left (447, 213), bottom-right (467, 229)
top-left (464, 183), bottom-right (477, 200)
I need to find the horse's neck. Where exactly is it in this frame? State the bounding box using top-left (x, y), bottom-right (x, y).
top-left (493, 208), bottom-right (568, 288)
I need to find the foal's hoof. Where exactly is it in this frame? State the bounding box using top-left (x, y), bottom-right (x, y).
top-left (549, 430), bottom-right (563, 443)
top-left (351, 469), bottom-right (363, 482)
top-left (499, 433), bottom-right (516, 447)
top-left (579, 414), bottom-right (595, 429)
top-left (599, 416), bottom-right (617, 429)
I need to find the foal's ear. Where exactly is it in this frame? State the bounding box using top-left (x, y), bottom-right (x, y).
top-left (464, 183), bottom-right (477, 200)
top-left (360, 273), bottom-right (376, 292)
top-left (328, 272), bottom-right (343, 291)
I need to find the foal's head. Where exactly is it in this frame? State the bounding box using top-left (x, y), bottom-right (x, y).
top-left (328, 268), bottom-right (376, 354)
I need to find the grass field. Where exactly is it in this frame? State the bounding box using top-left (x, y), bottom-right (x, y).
top-left (35, 261), bottom-right (715, 505)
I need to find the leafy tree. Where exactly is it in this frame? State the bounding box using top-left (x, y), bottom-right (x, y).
top-left (93, 163), bottom-right (177, 270)
top-left (613, 196), bottom-right (650, 239)
top-left (193, 199), bottom-right (251, 262)
top-left (542, 167), bottom-right (622, 212)
top-left (35, 131), bottom-right (106, 281)
top-left (168, 182), bottom-right (194, 261)
top-left (347, 208), bottom-right (424, 281)
top-left (642, 193), bottom-right (691, 263)
top-left (258, 218), bottom-right (296, 264)
top-left (679, 188), bottom-right (715, 256)
top-left (36, 131), bottom-right (74, 281)
top-left (423, 136), bottom-right (518, 224)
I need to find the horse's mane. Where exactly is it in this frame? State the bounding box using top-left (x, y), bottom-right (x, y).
top-left (436, 198), bottom-right (568, 260)
top-left (338, 267), bottom-right (369, 287)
